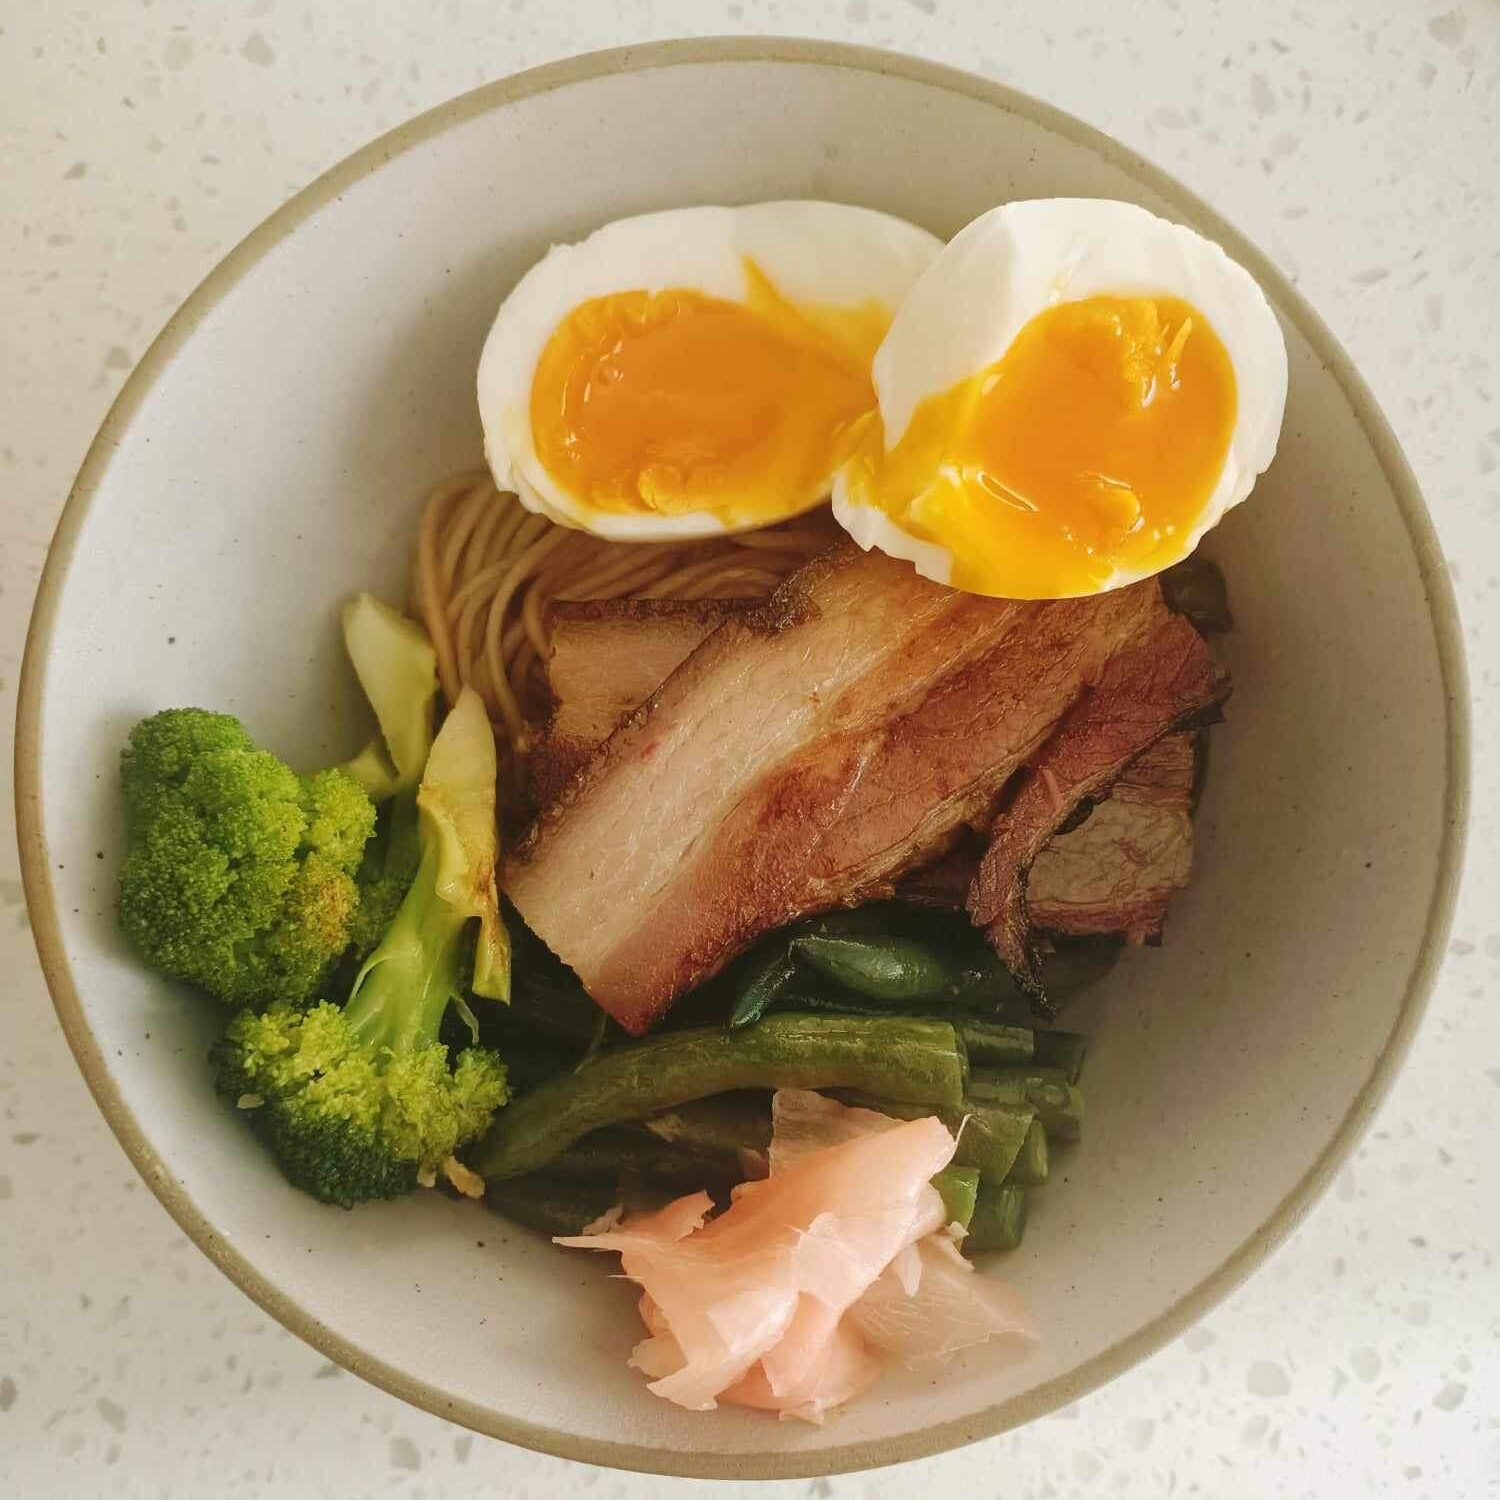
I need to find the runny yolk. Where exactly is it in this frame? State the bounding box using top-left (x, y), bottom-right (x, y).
top-left (529, 260), bottom-right (887, 524)
top-left (844, 294), bottom-right (1238, 598)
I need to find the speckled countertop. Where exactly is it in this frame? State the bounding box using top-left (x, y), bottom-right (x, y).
top-left (3, 2), bottom-right (1497, 1495)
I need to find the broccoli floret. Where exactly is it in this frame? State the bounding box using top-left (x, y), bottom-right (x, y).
top-left (118, 710), bottom-right (376, 1009)
top-left (215, 998), bottom-right (508, 1207)
top-left (214, 688), bottom-right (511, 1207)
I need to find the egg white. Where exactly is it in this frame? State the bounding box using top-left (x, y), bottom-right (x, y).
top-left (476, 201), bottom-right (943, 540)
top-left (831, 198), bottom-right (1289, 594)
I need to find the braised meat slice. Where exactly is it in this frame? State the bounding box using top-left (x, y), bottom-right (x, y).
top-left (506, 542), bottom-right (1166, 1034)
top-left (967, 613), bottom-right (1228, 999)
top-left (532, 599), bottom-right (745, 804)
top-left (1026, 732), bottom-right (1198, 942)
top-left (895, 731), bottom-right (1198, 944)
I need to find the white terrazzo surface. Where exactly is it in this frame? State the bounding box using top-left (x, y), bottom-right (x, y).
top-left (2, 2), bottom-right (1498, 1495)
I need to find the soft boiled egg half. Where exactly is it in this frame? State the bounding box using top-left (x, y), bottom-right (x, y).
top-left (477, 202), bottom-right (942, 539)
top-left (833, 198), bottom-right (1288, 598)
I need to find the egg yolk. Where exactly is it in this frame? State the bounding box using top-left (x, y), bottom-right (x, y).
top-left (844, 295), bottom-right (1238, 598)
top-left (529, 261), bottom-right (885, 524)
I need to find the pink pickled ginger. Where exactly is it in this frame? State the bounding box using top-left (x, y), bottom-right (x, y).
top-left (557, 1089), bottom-right (1035, 1420)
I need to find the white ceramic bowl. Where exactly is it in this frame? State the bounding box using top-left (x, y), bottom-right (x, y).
top-left (15, 39), bottom-right (1467, 1478)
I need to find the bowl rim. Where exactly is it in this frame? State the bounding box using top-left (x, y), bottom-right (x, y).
top-left (13, 35), bottom-right (1471, 1480)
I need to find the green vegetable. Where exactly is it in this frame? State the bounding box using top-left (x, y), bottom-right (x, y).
top-left (790, 932), bottom-right (957, 1002)
top-left (1006, 1119), bottom-right (1049, 1186)
top-left (966, 1183), bottom-right (1028, 1252)
top-left (400, 686), bottom-right (510, 1004)
top-left (117, 708), bottom-right (375, 1009)
top-left (955, 1019), bottom-right (1035, 1068)
top-left (212, 689), bottom-right (511, 1207)
top-left (719, 904), bottom-right (1031, 1029)
top-left (833, 1091), bottom-right (1034, 1185)
top-left (338, 594), bottom-right (440, 801)
top-left (470, 1013), bottom-right (967, 1180)
top-left (751, 986), bottom-right (914, 1020)
top-left (637, 1092), bottom-right (773, 1157)
top-left (339, 595), bottom-right (441, 958)
top-left (951, 1099), bottom-right (1038, 1182)
top-left (726, 948), bottom-right (803, 1029)
top-left (789, 922), bottom-right (1022, 1010)
top-left (346, 800), bottom-right (422, 962)
top-left (547, 1128), bottom-right (744, 1186)
top-left (968, 1067), bottom-right (1083, 1141)
top-left (491, 915), bottom-right (605, 1050)
top-left (486, 1175), bottom-right (620, 1238)
top-left (495, 1040), bottom-right (577, 1097)
top-left (933, 1165), bottom-right (980, 1230)
top-left (214, 997), bottom-right (508, 1208)
top-left (1032, 1029), bottom-right (1087, 1085)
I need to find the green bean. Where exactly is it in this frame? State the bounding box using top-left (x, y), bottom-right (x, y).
top-left (791, 932), bottom-right (958, 1002)
top-left (833, 1091), bottom-right (1035, 1185)
top-left (952, 1100), bottom-right (1038, 1183)
top-left (965, 1183), bottom-right (1028, 1252)
top-left (636, 1092), bottom-right (772, 1156)
top-left (469, 1014), bottom-right (967, 1180)
top-left (762, 985), bottom-right (986, 1021)
top-left (955, 1019), bottom-right (1035, 1068)
top-left (762, 986), bottom-right (914, 1019)
top-left (1005, 1119), bottom-right (1049, 1186)
top-left (1032, 1029), bottom-right (1087, 1084)
top-left (933, 1165), bottom-right (980, 1230)
top-left (496, 1041), bottom-right (577, 1096)
top-left (967, 1067), bottom-right (1083, 1141)
top-left (545, 1128), bottom-right (742, 1186)
top-left (485, 1175), bottom-right (619, 1238)
top-left (595, 1106), bottom-right (981, 1228)
top-left (727, 949), bottom-right (803, 1029)
top-left (501, 915), bottom-right (603, 1047)
top-left (790, 924), bottom-right (1028, 1011)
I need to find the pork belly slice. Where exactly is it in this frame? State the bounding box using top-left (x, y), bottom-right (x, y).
top-left (968, 613), bottom-right (1229, 1000)
top-left (505, 542), bottom-right (1166, 1034)
top-left (1026, 732), bottom-right (1197, 942)
top-left (541, 603), bottom-right (1198, 945)
top-left (532, 599), bottom-right (748, 805)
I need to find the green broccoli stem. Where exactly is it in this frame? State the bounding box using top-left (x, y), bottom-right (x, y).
top-left (346, 838), bottom-right (469, 1055)
top-left (382, 788), bottom-right (422, 879)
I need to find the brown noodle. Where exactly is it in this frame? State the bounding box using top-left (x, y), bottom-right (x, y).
top-left (412, 470), bottom-right (836, 794)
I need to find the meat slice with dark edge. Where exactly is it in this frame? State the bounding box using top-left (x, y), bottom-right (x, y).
top-left (967, 613), bottom-right (1229, 1000)
top-left (532, 599), bottom-right (747, 805)
top-left (540, 603), bottom-right (1201, 946)
top-left (505, 542), bottom-right (1168, 1034)
top-left (897, 732), bottom-right (1199, 945)
top-left (1026, 732), bottom-right (1198, 941)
